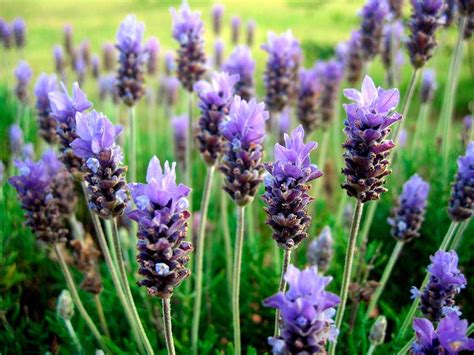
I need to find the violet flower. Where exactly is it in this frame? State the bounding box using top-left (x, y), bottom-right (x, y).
top-left (128, 156), bottom-right (193, 298)
top-left (461, 115), bottom-right (472, 145)
top-left (246, 20), bottom-right (256, 47)
top-left (171, 114), bottom-right (188, 171)
top-left (406, 0), bottom-right (444, 68)
top-left (212, 4), bottom-right (224, 35)
top-left (341, 75), bottom-right (401, 202)
top-left (420, 69), bottom-right (437, 103)
top-left (116, 15), bottom-right (146, 107)
top-left (14, 60), bottom-right (32, 104)
top-left (412, 312), bottom-right (474, 354)
top-left (98, 74), bottom-right (119, 104)
top-left (53, 45), bottom-right (66, 78)
top-left (220, 96), bottom-right (269, 206)
top-left (91, 55), bottom-right (100, 79)
top-left (414, 250), bottom-right (467, 322)
top-left (102, 42), bottom-right (116, 72)
top-left (442, 0), bottom-right (458, 28)
top-left (316, 59), bottom-right (345, 128)
top-left (297, 67), bottom-right (321, 133)
top-left (231, 16), bottom-right (241, 45)
top-left (163, 76), bottom-right (180, 108)
top-left (1, 19), bottom-right (12, 49)
top-left (170, 2), bottom-right (207, 91)
top-left (214, 39), bottom-right (224, 69)
top-left (12, 17), bottom-right (26, 48)
top-left (262, 125), bottom-right (323, 249)
top-left (22, 143), bottom-right (35, 161)
top-left (70, 110), bottom-right (129, 218)
top-left (35, 73), bottom-right (59, 144)
top-left (263, 265), bottom-right (340, 354)
top-left (164, 51), bottom-right (176, 76)
top-left (345, 30), bottom-right (364, 85)
top-left (448, 142), bottom-right (474, 221)
top-left (222, 45), bottom-right (256, 101)
top-left (9, 123), bottom-right (24, 157)
top-left (145, 36), bottom-right (160, 76)
top-left (80, 40), bottom-right (91, 66)
top-left (381, 20), bottom-right (404, 73)
top-left (74, 52), bottom-right (86, 86)
top-left (307, 226), bottom-right (334, 273)
top-left (388, 174), bottom-right (430, 242)
top-left (278, 107), bottom-right (291, 144)
top-left (194, 72), bottom-right (239, 166)
top-left (359, 0), bottom-right (389, 61)
top-left (64, 24), bottom-right (73, 56)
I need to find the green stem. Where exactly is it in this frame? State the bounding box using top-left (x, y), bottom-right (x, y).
top-left (274, 248), bottom-right (292, 336)
top-left (186, 92), bottom-right (194, 205)
top-left (329, 200), bottom-right (364, 355)
top-left (68, 213), bottom-right (83, 242)
top-left (191, 165), bottom-right (216, 355)
top-left (397, 336), bottom-right (415, 355)
top-left (367, 343), bottom-right (377, 355)
top-left (367, 241), bottom-right (404, 317)
top-left (64, 319), bottom-right (83, 353)
top-left (94, 294), bottom-right (110, 338)
top-left (441, 16), bottom-right (467, 181)
top-left (129, 106), bottom-right (137, 183)
top-left (397, 221), bottom-right (459, 338)
top-left (232, 206), bottom-right (246, 355)
top-left (163, 298), bottom-right (176, 355)
top-left (221, 186), bottom-right (233, 298)
top-left (449, 219), bottom-right (470, 250)
top-left (312, 129), bottom-right (330, 200)
top-left (53, 244), bottom-right (106, 350)
top-left (111, 219), bottom-right (154, 355)
top-left (104, 219), bottom-right (119, 271)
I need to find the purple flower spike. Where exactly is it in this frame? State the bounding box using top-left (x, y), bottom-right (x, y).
top-left (462, 115), bottom-right (472, 145)
top-left (116, 15), bottom-right (146, 107)
top-left (262, 31), bottom-right (302, 114)
top-left (170, 2), bottom-right (207, 91)
top-left (214, 39), bottom-right (224, 69)
top-left (0, 18), bottom-right (12, 49)
top-left (297, 67), bottom-right (321, 133)
top-left (164, 51), bottom-right (176, 76)
top-left (262, 125), bottom-right (323, 249)
top-left (381, 20), bottom-right (404, 72)
top-left (9, 123), bottom-right (24, 157)
top-left (222, 45), bottom-right (256, 101)
top-left (212, 4), bottom-right (224, 35)
top-left (162, 76), bottom-right (180, 108)
top-left (171, 114), bottom-right (188, 171)
top-left (341, 75), bottom-right (401, 202)
top-left (91, 55), bottom-right (100, 79)
top-left (307, 226), bottom-right (334, 273)
top-left (420, 69), bottom-right (437, 103)
top-left (246, 20), bottom-right (256, 47)
top-left (317, 59), bottom-right (345, 127)
top-left (231, 16), bottom-right (241, 44)
top-left (416, 250), bottom-right (467, 322)
top-left (128, 156), bottom-right (193, 298)
top-left (14, 60), bottom-right (32, 104)
top-left (64, 24), bottom-right (73, 55)
top-left (194, 72), bottom-right (239, 166)
top-left (98, 74), bottom-right (119, 104)
top-left (345, 30), bottom-right (364, 85)
top-left (359, 0), bottom-right (389, 61)
top-left (442, 0), bottom-right (457, 28)
top-left (278, 107), bottom-right (291, 144)
top-left (102, 42), bottom-right (116, 72)
top-left (406, 0), bottom-right (444, 68)
top-left (12, 17), bottom-right (26, 48)
top-left (220, 96), bottom-right (269, 206)
top-left (53, 45), bottom-right (66, 77)
top-left (413, 313), bottom-right (474, 354)
top-left (263, 264), bottom-right (340, 354)
top-left (145, 36), bottom-right (160, 75)
top-left (71, 110), bottom-right (128, 218)
top-left (388, 174), bottom-right (430, 242)
top-left (35, 73), bottom-right (59, 144)
top-left (448, 142), bottom-right (474, 221)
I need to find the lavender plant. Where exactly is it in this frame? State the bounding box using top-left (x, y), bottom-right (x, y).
top-left (296, 67), bottom-right (320, 133)
top-left (14, 60), bottom-right (32, 105)
top-left (222, 45), bottom-right (255, 101)
top-left (145, 36), bottom-right (160, 76)
top-left (12, 17), bottom-right (25, 49)
top-left (171, 114), bottom-right (188, 171)
top-left (34, 73), bottom-right (58, 144)
top-left (212, 4), bottom-right (224, 36)
top-left (359, 0), bottom-right (388, 61)
top-left (231, 16), bottom-right (241, 45)
top-left (307, 226), bottom-right (334, 274)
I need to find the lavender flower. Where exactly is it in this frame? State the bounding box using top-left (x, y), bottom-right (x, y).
top-left (12, 17), bottom-right (26, 48)
top-left (1, 19), bottom-right (12, 49)
top-left (345, 30), bottom-right (364, 85)
top-left (145, 36), bottom-right (160, 75)
top-left (246, 20), bottom-right (256, 47)
top-left (359, 0), bottom-right (389, 61)
top-left (35, 73), bottom-right (59, 144)
top-left (222, 45), bottom-right (256, 101)
top-left (420, 69), bottom-right (437, 103)
top-left (307, 226), bottom-right (334, 273)
top-left (381, 21), bottom-right (404, 72)
top-left (414, 250), bottom-right (467, 322)
top-left (448, 142), bottom-right (474, 221)
top-left (317, 60), bottom-right (345, 128)
top-left (220, 96), bottom-right (268, 206)
top-left (116, 15), bottom-right (146, 107)
top-left (14, 60), bottom-right (32, 104)
top-left (231, 16), bottom-right (241, 44)
top-left (128, 157), bottom-right (193, 298)
top-left (22, 143), bottom-right (35, 161)
top-left (262, 126), bottom-right (323, 249)
top-left (462, 115), bottom-right (472, 145)
top-left (74, 52), bottom-right (86, 86)
top-left (70, 110), bottom-right (128, 218)
top-left (388, 0), bottom-right (404, 19)
top-left (212, 4), bottom-right (224, 36)
top-left (98, 74), bottom-right (119, 104)
top-left (102, 42), bottom-right (116, 72)
top-left (262, 31), bottom-right (302, 114)
top-left (91, 55), bottom-right (100, 79)
top-left (388, 174), bottom-right (430, 242)
top-left (214, 39), bottom-right (224, 69)
top-left (263, 265), bottom-right (340, 354)
top-left (170, 2), bottom-right (207, 91)
top-left (164, 51), bottom-right (176, 76)
top-left (163, 76), bottom-right (180, 108)
top-left (9, 156), bottom-right (68, 244)
top-left (9, 124), bottom-right (24, 157)
top-left (442, 0), bottom-right (458, 27)
top-left (278, 107), bottom-right (291, 144)
top-left (53, 45), bottom-right (66, 78)
top-left (64, 24), bottom-right (73, 56)
top-left (80, 40), bottom-right (91, 66)
top-left (341, 75), bottom-right (401, 202)
top-left (297, 67), bottom-right (321, 133)
top-left (406, 0), bottom-right (444, 68)
top-left (49, 82), bottom-right (93, 174)
top-left (171, 114), bottom-right (188, 170)
top-left (194, 72), bottom-right (239, 166)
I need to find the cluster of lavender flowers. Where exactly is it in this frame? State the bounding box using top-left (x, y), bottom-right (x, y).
top-left (0, 17), bottom-right (25, 49)
top-left (14, 60), bottom-right (32, 104)
top-left (307, 226), bottom-right (333, 273)
top-left (297, 67), bottom-right (320, 133)
top-left (264, 265), bottom-right (340, 354)
top-left (343, 30), bottom-right (364, 85)
top-left (359, 0), bottom-right (388, 61)
top-left (448, 142), bottom-right (474, 221)
top-left (420, 69), bottom-right (437, 104)
top-left (316, 60), bottom-right (345, 128)
top-left (262, 126), bottom-right (323, 249)
top-left (34, 73), bottom-right (59, 144)
top-left (222, 45), bottom-right (256, 101)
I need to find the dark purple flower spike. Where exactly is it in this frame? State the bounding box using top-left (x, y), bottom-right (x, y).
top-left (359, 0), bottom-right (389, 61)
top-left (316, 59), bottom-right (345, 128)
top-left (307, 226), bottom-right (334, 273)
top-left (171, 114), bottom-right (188, 171)
top-left (420, 69), bottom-right (437, 103)
top-left (14, 60), bottom-right (32, 104)
top-left (297, 67), bottom-right (321, 133)
top-left (448, 142), bottom-right (474, 221)
top-left (222, 45), bottom-right (256, 101)
top-left (345, 30), bottom-right (364, 85)
top-left (12, 17), bottom-right (26, 48)
top-left (35, 73), bottom-right (59, 144)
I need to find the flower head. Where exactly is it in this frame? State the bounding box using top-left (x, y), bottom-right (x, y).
top-left (170, 2), bottom-right (204, 45)
top-left (49, 82), bottom-right (92, 125)
top-left (212, 4), bottom-right (224, 35)
top-left (297, 67), bottom-right (321, 133)
top-left (448, 142), bottom-right (474, 221)
top-left (12, 17), bottom-right (26, 48)
top-left (35, 73), bottom-right (59, 144)
top-left (14, 60), bottom-right (32, 103)
top-left (145, 36), bottom-right (160, 75)
top-left (359, 0), bottom-right (389, 60)
top-left (222, 45), bottom-right (256, 101)
top-left (345, 30), bottom-right (364, 84)
top-left (307, 226), bottom-right (334, 273)
top-left (9, 123), bottom-right (24, 157)
top-left (231, 16), bottom-right (241, 44)
top-left (116, 14), bottom-right (145, 54)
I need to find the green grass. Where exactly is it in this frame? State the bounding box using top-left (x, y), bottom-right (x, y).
top-left (1, 0), bottom-right (474, 354)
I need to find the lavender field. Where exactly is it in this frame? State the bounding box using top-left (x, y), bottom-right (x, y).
top-left (1, 0), bottom-right (474, 354)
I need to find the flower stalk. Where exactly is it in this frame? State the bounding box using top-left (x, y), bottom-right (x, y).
top-left (232, 206), bottom-right (245, 355)
top-left (274, 248), bottom-right (291, 336)
top-left (163, 298), bottom-right (176, 355)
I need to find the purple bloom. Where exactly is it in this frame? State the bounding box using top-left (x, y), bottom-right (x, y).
top-left (297, 67), bottom-right (321, 133)
top-left (91, 55), bottom-right (100, 79)
top-left (222, 45), bottom-right (256, 101)
top-left (162, 76), bottom-right (180, 108)
top-left (73, 52), bottom-right (86, 86)
top-left (212, 4), bottom-right (224, 35)
top-left (128, 157), bottom-right (193, 298)
top-left (420, 69), bottom-right (437, 103)
top-left (442, 0), bottom-right (458, 28)
top-left (145, 36), bottom-right (160, 75)
top-left (246, 20), bottom-right (256, 47)
top-left (462, 115), bottom-right (472, 145)
top-left (102, 42), bottom-right (116, 72)
top-left (307, 226), bottom-right (334, 273)
top-left (359, 0), bottom-right (389, 61)
top-left (460, 1), bottom-right (474, 39)
top-left (263, 265), bottom-right (340, 354)
top-left (170, 2), bottom-right (207, 91)
top-left (171, 115), bottom-right (188, 171)
top-left (231, 16), bottom-right (241, 44)
top-left (406, 0), bottom-right (444, 68)
top-left (194, 72), bottom-right (239, 166)
top-left (278, 107), bottom-right (291, 144)
top-left (164, 51), bottom-right (176, 76)
top-left (80, 40), bottom-right (91, 66)
top-left (64, 24), bottom-right (73, 55)
top-left (14, 60), bottom-right (32, 103)
top-left (220, 96), bottom-right (269, 206)
top-left (415, 250), bottom-right (467, 322)
top-left (342, 75), bottom-right (402, 202)
top-left (0, 18), bottom-right (12, 49)
top-left (381, 20), bottom-right (404, 72)
top-left (35, 73), bottom-right (59, 144)
top-left (262, 126), bottom-right (323, 249)
top-left (9, 123), bottom-right (24, 157)
top-left (12, 17), bottom-right (26, 48)
top-left (262, 31), bottom-right (302, 113)
top-left (412, 312), bottom-right (474, 354)
top-left (344, 30), bottom-right (364, 85)
top-left (448, 142), bottom-right (474, 221)
top-left (53, 45), bottom-right (65, 77)
top-left (214, 39), bottom-right (224, 69)
top-left (98, 74), bottom-right (119, 104)
top-left (22, 143), bottom-right (35, 161)
top-left (116, 15), bottom-right (146, 106)
top-left (316, 59), bottom-right (345, 127)
top-left (388, 174), bottom-right (430, 242)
